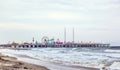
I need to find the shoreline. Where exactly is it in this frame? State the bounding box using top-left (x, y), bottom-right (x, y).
top-left (0, 53), bottom-right (49, 70)
top-left (0, 48), bottom-right (101, 70)
top-left (2, 53), bottom-right (99, 70)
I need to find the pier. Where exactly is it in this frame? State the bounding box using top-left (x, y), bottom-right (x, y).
top-left (0, 43), bottom-right (110, 49)
top-left (0, 28), bottom-right (110, 49)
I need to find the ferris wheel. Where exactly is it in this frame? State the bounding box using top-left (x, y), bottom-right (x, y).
top-left (41, 36), bottom-right (49, 44)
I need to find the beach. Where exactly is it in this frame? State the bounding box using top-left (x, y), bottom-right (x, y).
top-left (0, 48), bottom-right (102, 70)
top-left (0, 52), bottom-right (99, 70)
top-left (0, 53), bottom-right (49, 70)
top-left (1, 47), bottom-right (120, 70)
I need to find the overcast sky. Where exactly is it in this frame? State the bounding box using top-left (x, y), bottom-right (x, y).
top-left (0, 0), bottom-right (120, 45)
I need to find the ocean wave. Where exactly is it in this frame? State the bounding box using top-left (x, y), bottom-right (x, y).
top-left (1, 48), bottom-right (120, 68)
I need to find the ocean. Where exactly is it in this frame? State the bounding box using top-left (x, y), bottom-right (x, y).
top-left (0, 47), bottom-right (120, 69)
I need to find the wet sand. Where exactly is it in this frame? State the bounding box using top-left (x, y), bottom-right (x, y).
top-left (0, 53), bottom-right (49, 70)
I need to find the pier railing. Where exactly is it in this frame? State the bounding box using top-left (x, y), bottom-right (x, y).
top-left (0, 43), bottom-right (110, 48)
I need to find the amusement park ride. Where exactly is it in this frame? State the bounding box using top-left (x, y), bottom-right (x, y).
top-left (41, 36), bottom-right (63, 45)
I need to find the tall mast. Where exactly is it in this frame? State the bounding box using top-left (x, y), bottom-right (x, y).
top-left (32, 37), bottom-right (34, 43)
top-left (64, 27), bottom-right (66, 44)
top-left (73, 27), bottom-right (74, 44)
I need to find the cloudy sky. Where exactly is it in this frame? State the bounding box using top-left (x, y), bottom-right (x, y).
top-left (0, 0), bottom-right (120, 45)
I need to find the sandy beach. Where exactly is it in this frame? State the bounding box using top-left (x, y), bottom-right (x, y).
top-left (0, 53), bottom-right (49, 70)
top-left (0, 52), bottom-right (99, 70)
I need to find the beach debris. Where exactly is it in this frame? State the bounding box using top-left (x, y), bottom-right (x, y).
top-left (24, 67), bottom-right (28, 69)
top-left (99, 64), bottom-right (108, 70)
